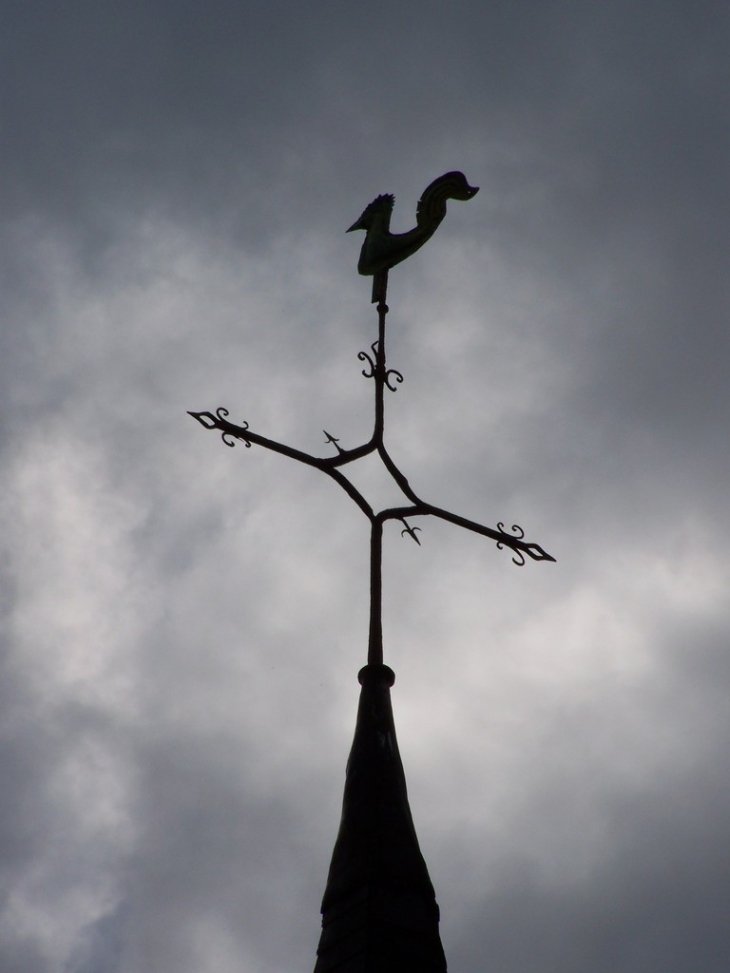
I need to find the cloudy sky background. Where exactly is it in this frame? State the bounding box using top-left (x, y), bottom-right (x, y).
top-left (2, 2), bottom-right (729, 971)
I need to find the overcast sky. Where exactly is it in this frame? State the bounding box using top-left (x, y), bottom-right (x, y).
top-left (2, 2), bottom-right (729, 971)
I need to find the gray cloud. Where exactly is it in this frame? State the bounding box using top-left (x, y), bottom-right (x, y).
top-left (2, 1), bottom-right (729, 970)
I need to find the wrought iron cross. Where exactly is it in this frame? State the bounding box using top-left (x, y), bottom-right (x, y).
top-left (190, 172), bottom-right (554, 667)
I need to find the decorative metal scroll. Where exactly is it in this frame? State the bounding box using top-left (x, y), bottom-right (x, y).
top-left (190, 173), bottom-right (554, 667)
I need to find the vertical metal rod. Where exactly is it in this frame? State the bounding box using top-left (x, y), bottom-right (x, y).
top-left (373, 272), bottom-right (388, 444)
top-left (368, 271), bottom-right (388, 666)
top-left (368, 517), bottom-right (384, 666)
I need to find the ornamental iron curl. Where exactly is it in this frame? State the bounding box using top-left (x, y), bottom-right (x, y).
top-left (190, 172), bottom-right (554, 667)
top-left (385, 368), bottom-right (404, 391)
top-left (496, 523), bottom-right (527, 566)
top-left (400, 520), bottom-right (422, 546)
top-left (188, 408), bottom-right (251, 448)
top-left (358, 346), bottom-right (377, 379)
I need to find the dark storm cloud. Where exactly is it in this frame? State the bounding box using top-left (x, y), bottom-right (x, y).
top-left (2, 1), bottom-right (729, 971)
top-left (7, 1), bottom-right (722, 226)
top-left (453, 740), bottom-right (730, 973)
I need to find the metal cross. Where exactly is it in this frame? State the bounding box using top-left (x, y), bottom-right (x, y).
top-left (189, 173), bottom-right (554, 668)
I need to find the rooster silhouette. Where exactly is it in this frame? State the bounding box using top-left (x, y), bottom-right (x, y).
top-left (347, 171), bottom-right (479, 300)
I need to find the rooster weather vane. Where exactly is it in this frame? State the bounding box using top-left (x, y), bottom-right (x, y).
top-left (190, 171), bottom-right (554, 667)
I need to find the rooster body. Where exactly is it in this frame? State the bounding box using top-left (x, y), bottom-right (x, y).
top-left (347, 171), bottom-right (479, 299)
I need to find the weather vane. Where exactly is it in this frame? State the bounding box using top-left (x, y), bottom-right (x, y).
top-left (190, 171), bottom-right (554, 669)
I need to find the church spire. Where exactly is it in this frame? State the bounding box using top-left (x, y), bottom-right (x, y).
top-left (314, 663), bottom-right (447, 973)
top-left (188, 173), bottom-right (553, 971)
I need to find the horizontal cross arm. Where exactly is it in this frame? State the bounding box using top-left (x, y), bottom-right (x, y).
top-left (378, 502), bottom-right (554, 565)
top-left (427, 504), bottom-right (555, 563)
top-left (188, 409), bottom-right (374, 519)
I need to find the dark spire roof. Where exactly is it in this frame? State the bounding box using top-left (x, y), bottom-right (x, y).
top-left (314, 663), bottom-right (448, 973)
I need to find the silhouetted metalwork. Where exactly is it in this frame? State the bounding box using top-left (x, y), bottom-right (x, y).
top-left (348, 170), bottom-right (479, 302)
top-left (190, 211), bottom-right (554, 665)
top-left (189, 173), bottom-right (554, 972)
